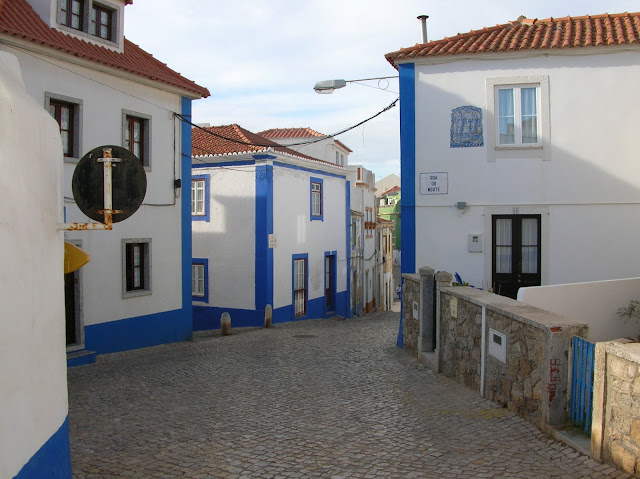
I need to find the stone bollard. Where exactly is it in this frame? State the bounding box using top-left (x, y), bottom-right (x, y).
top-left (220, 312), bottom-right (231, 336)
top-left (264, 304), bottom-right (272, 328)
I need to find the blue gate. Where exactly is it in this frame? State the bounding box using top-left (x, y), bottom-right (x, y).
top-left (570, 336), bottom-right (596, 434)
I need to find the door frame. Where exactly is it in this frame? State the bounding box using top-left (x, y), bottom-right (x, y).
top-left (482, 206), bottom-right (549, 294)
top-left (65, 239), bottom-right (85, 352)
top-left (324, 251), bottom-right (337, 317)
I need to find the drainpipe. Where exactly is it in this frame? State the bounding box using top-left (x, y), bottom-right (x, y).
top-left (417, 15), bottom-right (429, 43)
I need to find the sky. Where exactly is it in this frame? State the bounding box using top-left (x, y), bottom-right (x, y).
top-left (125, 0), bottom-right (639, 181)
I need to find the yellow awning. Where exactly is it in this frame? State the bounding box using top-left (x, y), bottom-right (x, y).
top-left (64, 242), bottom-right (90, 274)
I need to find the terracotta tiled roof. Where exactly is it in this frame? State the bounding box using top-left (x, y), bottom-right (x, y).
top-left (258, 127), bottom-right (353, 153)
top-left (380, 185), bottom-right (401, 197)
top-left (386, 12), bottom-right (640, 67)
top-left (192, 124), bottom-right (342, 168)
top-left (0, 0), bottom-right (209, 98)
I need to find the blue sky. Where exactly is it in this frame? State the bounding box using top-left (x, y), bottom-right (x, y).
top-left (125, 0), bottom-right (639, 180)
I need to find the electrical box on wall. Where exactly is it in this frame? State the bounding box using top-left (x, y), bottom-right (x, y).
top-left (488, 328), bottom-right (507, 363)
top-left (468, 234), bottom-right (482, 252)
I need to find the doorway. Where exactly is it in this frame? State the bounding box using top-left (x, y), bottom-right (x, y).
top-left (64, 241), bottom-right (84, 350)
top-left (325, 253), bottom-right (336, 315)
top-left (492, 215), bottom-right (541, 299)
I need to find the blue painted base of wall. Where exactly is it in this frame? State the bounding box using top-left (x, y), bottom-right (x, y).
top-left (14, 417), bottom-right (71, 479)
top-left (195, 292), bottom-right (350, 331)
top-left (66, 350), bottom-right (96, 368)
top-left (85, 308), bottom-right (192, 355)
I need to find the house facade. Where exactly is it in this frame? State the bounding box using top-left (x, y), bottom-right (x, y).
top-left (386, 13), bottom-right (640, 299)
top-left (377, 186), bottom-right (401, 265)
top-left (192, 124), bottom-right (351, 329)
top-left (0, 0), bottom-right (209, 360)
top-left (258, 127), bottom-right (352, 167)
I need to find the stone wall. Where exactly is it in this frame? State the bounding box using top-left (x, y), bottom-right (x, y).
top-left (439, 286), bottom-right (588, 429)
top-left (592, 341), bottom-right (640, 474)
top-left (401, 274), bottom-right (420, 355)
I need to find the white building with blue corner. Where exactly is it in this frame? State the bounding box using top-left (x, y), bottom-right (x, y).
top-left (191, 124), bottom-right (352, 328)
top-left (0, 0), bottom-right (209, 363)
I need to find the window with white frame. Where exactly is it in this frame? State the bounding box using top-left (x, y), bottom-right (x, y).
top-left (496, 85), bottom-right (540, 146)
top-left (192, 263), bottom-right (205, 297)
top-left (122, 239), bottom-right (151, 298)
top-left (293, 257), bottom-right (307, 317)
top-left (192, 179), bottom-right (206, 215)
top-left (310, 177), bottom-right (323, 221)
top-left (487, 75), bottom-right (550, 160)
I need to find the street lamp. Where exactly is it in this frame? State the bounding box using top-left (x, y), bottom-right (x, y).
top-left (313, 76), bottom-right (398, 94)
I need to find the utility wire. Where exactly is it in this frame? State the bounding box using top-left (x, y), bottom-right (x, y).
top-left (176, 98), bottom-right (398, 150)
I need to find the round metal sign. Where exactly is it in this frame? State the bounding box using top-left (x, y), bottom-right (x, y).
top-left (72, 145), bottom-right (147, 223)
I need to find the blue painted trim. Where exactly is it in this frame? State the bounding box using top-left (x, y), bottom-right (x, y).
top-left (252, 154), bottom-right (277, 160)
top-left (191, 174), bottom-right (210, 222)
top-left (324, 251), bottom-right (337, 317)
top-left (292, 253), bottom-right (309, 320)
top-left (310, 176), bottom-right (324, 221)
top-left (85, 308), bottom-right (192, 355)
top-left (66, 351), bottom-right (96, 368)
top-left (345, 180), bottom-right (352, 318)
top-left (192, 258), bottom-right (209, 303)
top-left (14, 416), bottom-right (71, 479)
top-left (255, 164), bottom-right (274, 315)
top-left (273, 161), bottom-right (347, 179)
top-left (398, 63), bottom-right (416, 347)
top-left (192, 160), bottom-right (256, 168)
top-left (194, 305), bottom-right (264, 330)
top-left (181, 97), bottom-right (194, 340)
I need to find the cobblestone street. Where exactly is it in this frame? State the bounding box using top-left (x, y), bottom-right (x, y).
top-left (68, 311), bottom-right (630, 479)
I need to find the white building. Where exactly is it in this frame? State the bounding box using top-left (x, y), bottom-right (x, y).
top-left (0, 0), bottom-right (209, 360)
top-left (0, 51), bottom-right (71, 479)
top-left (386, 12), bottom-right (640, 299)
top-left (191, 124), bottom-right (351, 328)
top-left (258, 127), bottom-right (352, 167)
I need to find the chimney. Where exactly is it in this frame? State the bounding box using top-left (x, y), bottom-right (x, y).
top-left (417, 15), bottom-right (429, 43)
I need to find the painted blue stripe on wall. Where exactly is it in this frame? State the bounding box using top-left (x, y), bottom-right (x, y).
top-left (181, 97), bottom-right (194, 338)
top-left (85, 309), bottom-right (191, 355)
top-left (14, 416), bottom-right (71, 479)
top-left (273, 161), bottom-right (346, 179)
top-left (194, 305), bottom-right (265, 330)
top-left (398, 63), bottom-right (416, 347)
top-left (193, 160), bottom-right (256, 169)
top-left (255, 164), bottom-right (274, 315)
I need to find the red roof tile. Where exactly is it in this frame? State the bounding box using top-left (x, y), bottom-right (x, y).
top-left (0, 0), bottom-right (209, 98)
top-left (386, 12), bottom-right (640, 68)
top-left (380, 185), bottom-right (401, 197)
top-left (192, 124), bottom-right (341, 168)
top-left (258, 127), bottom-right (353, 153)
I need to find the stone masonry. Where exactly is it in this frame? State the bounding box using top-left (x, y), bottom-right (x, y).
top-left (401, 273), bottom-right (420, 355)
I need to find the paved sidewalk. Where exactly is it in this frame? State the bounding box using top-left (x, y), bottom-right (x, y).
top-left (68, 312), bottom-right (630, 479)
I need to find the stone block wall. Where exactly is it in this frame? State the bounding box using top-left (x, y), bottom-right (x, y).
top-left (402, 274), bottom-right (420, 355)
top-left (592, 341), bottom-right (640, 475)
top-left (438, 286), bottom-right (588, 429)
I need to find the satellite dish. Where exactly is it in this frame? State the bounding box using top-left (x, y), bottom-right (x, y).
top-left (72, 145), bottom-right (147, 223)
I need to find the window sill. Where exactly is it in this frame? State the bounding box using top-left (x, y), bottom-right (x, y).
top-left (123, 289), bottom-right (152, 299)
top-left (192, 296), bottom-right (207, 303)
top-left (494, 145), bottom-right (543, 150)
top-left (310, 216), bottom-right (323, 222)
top-left (64, 156), bottom-right (81, 164)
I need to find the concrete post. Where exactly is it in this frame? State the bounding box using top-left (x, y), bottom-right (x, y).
top-left (221, 312), bottom-right (231, 336)
top-left (434, 271), bottom-right (453, 373)
top-left (418, 267), bottom-right (435, 353)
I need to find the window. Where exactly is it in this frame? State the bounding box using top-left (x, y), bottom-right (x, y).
top-left (192, 259), bottom-right (208, 302)
top-left (487, 76), bottom-right (550, 161)
top-left (496, 86), bottom-right (539, 146)
top-left (60, 0), bottom-right (84, 30)
top-left (122, 239), bottom-right (151, 298)
top-left (310, 177), bottom-right (323, 221)
top-left (123, 111), bottom-right (151, 167)
top-left (90, 4), bottom-right (113, 40)
top-left (47, 93), bottom-right (82, 159)
top-left (191, 174), bottom-right (211, 222)
top-left (293, 255), bottom-right (307, 318)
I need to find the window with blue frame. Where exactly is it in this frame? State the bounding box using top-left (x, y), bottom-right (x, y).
top-left (310, 177), bottom-right (323, 221)
top-left (192, 258), bottom-right (208, 302)
top-left (191, 174), bottom-right (210, 221)
top-left (292, 254), bottom-right (308, 317)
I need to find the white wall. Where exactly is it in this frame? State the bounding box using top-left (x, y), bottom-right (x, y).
top-left (6, 45), bottom-right (184, 327)
top-left (518, 278), bottom-right (640, 342)
top-left (0, 52), bottom-right (68, 478)
top-left (411, 51), bottom-right (640, 288)
top-left (273, 163), bottom-right (347, 309)
top-left (192, 165), bottom-right (256, 309)
top-left (269, 136), bottom-right (350, 167)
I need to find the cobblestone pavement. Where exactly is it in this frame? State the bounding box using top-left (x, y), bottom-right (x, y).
top-left (68, 311), bottom-right (631, 479)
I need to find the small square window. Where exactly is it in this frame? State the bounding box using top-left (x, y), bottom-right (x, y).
top-left (122, 239), bottom-right (151, 298)
top-left (191, 175), bottom-right (210, 222)
top-left (496, 85), bottom-right (540, 146)
top-left (90, 4), bottom-right (113, 41)
top-left (60, 0), bottom-right (84, 30)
